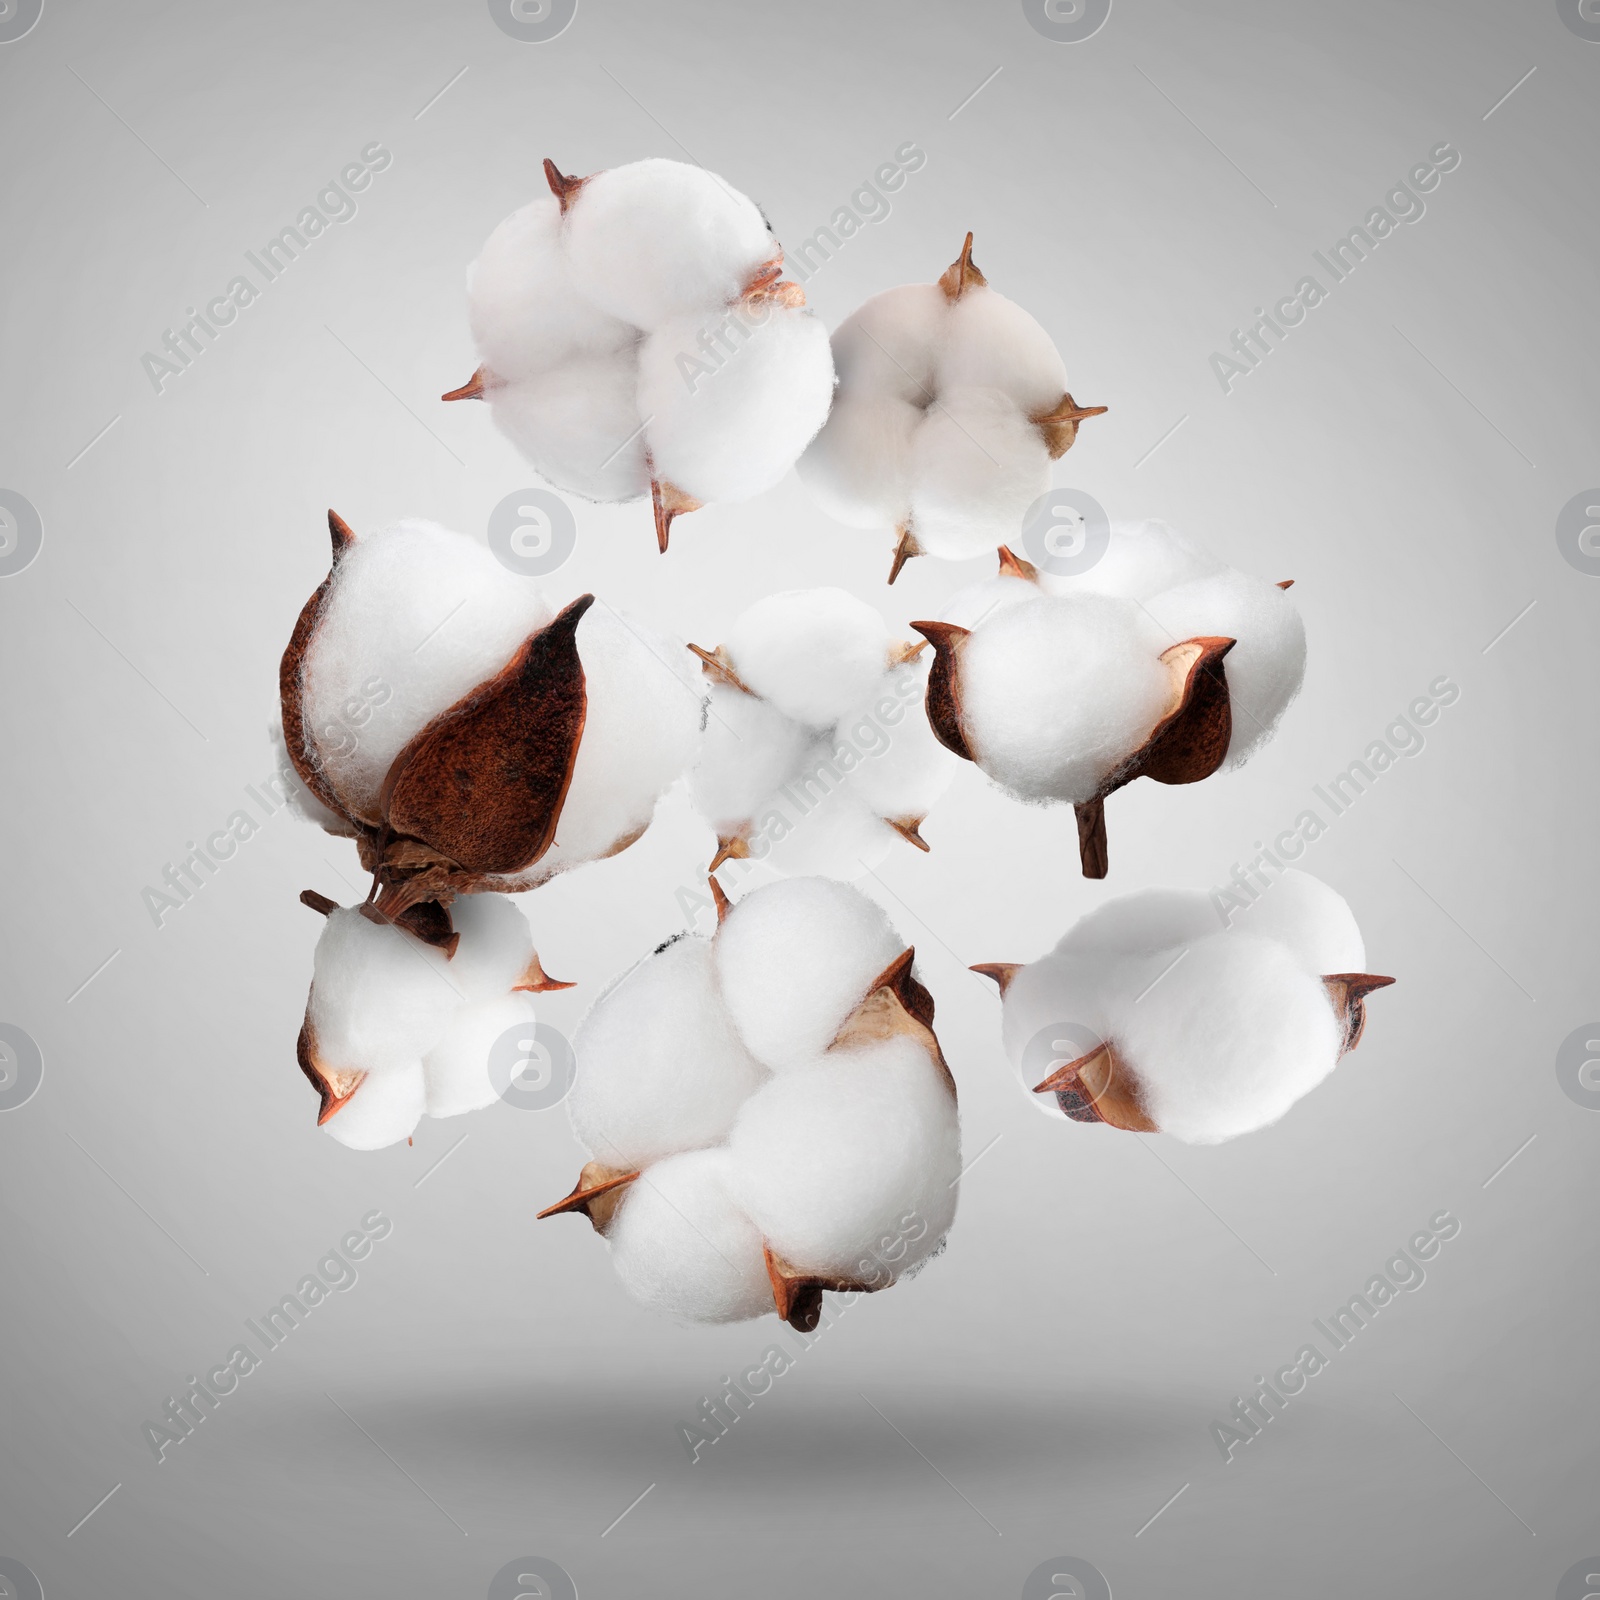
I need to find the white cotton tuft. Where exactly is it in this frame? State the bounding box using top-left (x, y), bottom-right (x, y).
top-left (466, 198), bottom-right (635, 380)
top-left (1104, 932), bottom-right (1343, 1144)
top-left (422, 991), bottom-right (536, 1119)
top-left (723, 589), bottom-right (889, 728)
top-left (1224, 870), bottom-right (1365, 975)
top-left (324, 1066), bottom-right (427, 1152)
top-left (724, 1035), bottom-right (959, 1279)
top-left (564, 159), bottom-right (777, 331)
top-left (827, 283), bottom-right (948, 403)
top-left (302, 520), bottom-right (553, 821)
top-left (715, 878), bottom-right (903, 1070)
top-left (938, 288), bottom-right (1067, 415)
top-left (487, 356), bottom-right (650, 503)
top-left (691, 686), bottom-right (813, 832)
top-left (605, 1149), bottom-right (774, 1323)
top-left (637, 303), bottom-right (835, 503)
top-left (836, 664), bottom-right (954, 822)
top-left (939, 575), bottom-right (1039, 632)
top-left (1045, 519), bottom-right (1219, 603)
top-left (569, 937), bottom-right (766, 1169)
top-left (758, 780), bottom-right (902, 881)
top-left (446, 894), bottom-right (536, 1002)
top-left (271, 722), bottom-right (355, 836)
top-left (1057, 888), bottom-right (1220, 962)
top-left (794, 393), bottom-right (919, 531)
top-left (958, 593), bottom-right (1172, 802)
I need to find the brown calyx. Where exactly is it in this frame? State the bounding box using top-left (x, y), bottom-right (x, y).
top-left (709, 830), bottom-right (751, 873)
top-left (907, 620), bottom-right (974, 762)
top-left (543, 157), bottom-right (588, 214)
top-left (1322, 973), bottom-right (1395, 1055)
top-left (650, 478), bottom-right (701, 554)
top-left (763, 1244), bottom-right (880, 1333)
top-left (441, 366), bottom-right (495, 403)
top-left (937, 232), bottom-right (987, 302)
top-left (829, 947), bottom-right (953, 1098)
top-left (1032, 1041), bottom-right (1156, 1132)
top-left (687, 642), bottom-right (754, 696)
top-left (888, 637), bottom-right (930, 667)
top-left (886, 817), bottom-right (929, 852)
top-left (515, 950), bottom-right (575, 994)
top-left (887, 524), bottom-right (923, 585)
top-left (1030, 392), bottom-right (1109, 460)
top-left (970, 962), bottom-right (1022, 996)
top-left (996, 545), bottom-right (1040, 583)
top-left (709, 874), bottom-right (732, 925)
top-left (296, 1020), bottom-right (366, 1127)
top-left (537, 1162), bottom-right (639, 1233)
top-left (1277, 579), bottom-right (1295, 590)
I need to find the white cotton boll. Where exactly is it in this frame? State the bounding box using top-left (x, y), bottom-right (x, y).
top-left (308, 909), bottom-right (462, 1076)
top-left (839, 667), bottom-right (953, 821)
top-left (466, 199), bottom-right (635, 380)
top-left (1046, 519), bottom-right (1220, 603)
top-left (445, 894), bottom-right (534, 1002)
top-left (725, 1036), bottom-right (959, 1279)
top-left (1226, 870), bottom-right (1365, 976)
top-left (534, 603), bottom-right (703, 877)
top-left (569, 936), bottom-right (765, 1169)
top-left (828, 284), bottom-right (947, 405)
top-left (1105, 932), bottom-right (1343, 1144)
top-left (303, 520), bottom-right (554, 820)
top-left (488, 355), bottom-right (650, 503)
top-left (997, 946), bottom-right (1114, 1071)
top-left (958, 595), bottom-right (1172, 803)
top-left (638, 303), bottom-right (835, 503)
top-left (324, 1065), bottom-right (427, 1151)
top-left (795, 393), bottom-right (920, 530)
top-left (938, 288), bottom-right (1067, 415)
top-left (422, 992), bottom-right (536, 1119)
top-left (760, 779), bottom-right (900, 881)
top-left (716, 877), bottom-right (903, 1071)
top-left (939, 576), bottom-right (1039, 631)
top-left (564, 159), bottom-right (777, 331)
top-left (724, 589), bottom-right (890, 728)
top-left (1057, 888), bottom-right (1219, 962)
top-left (692, 685), bottom-right (812, 832)
top-left (908, 390), bottom-right (1051, 559)
top-left (1141, 569), bottom-right (1305, 766)
top-left (606, 1149), bottom-right (774, 1323)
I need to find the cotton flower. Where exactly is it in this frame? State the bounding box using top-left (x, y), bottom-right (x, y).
top-left (913, 522), bottom-right (1305, 876)
top-left (975, 870), bottom-right (1393, 1143)
top-left (296, 891), bottom-right (568, 1150)
top-left (539, 877), bottom-right (961, 1330)
top-left (796, 233), bottom-right (1106, 582)
top-left (278, 511), bottom-right (703, 930)
top-left (444, 157), bottom-right (836, 551)
top-left (686, 588), bottom-right (955, 880)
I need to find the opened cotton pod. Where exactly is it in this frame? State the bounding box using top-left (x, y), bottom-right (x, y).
top-left (444, 157), bottom-right (836, 551)
top-left (975, 870), bottom-right (1393, 1143)
top-left (797, 233), bottom-right (1106, 582)
top-left (687, 588), bottom-right (955, 880)
top-left (278, 511), bottom-right (703, 936)
top-left (914, 522), bottom-right (1305, 876)
top-left (539, 876), bottom-right (961, 1330)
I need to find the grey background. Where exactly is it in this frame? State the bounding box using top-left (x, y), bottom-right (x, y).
top-left (1, 1), bottom-right (1595, 1595)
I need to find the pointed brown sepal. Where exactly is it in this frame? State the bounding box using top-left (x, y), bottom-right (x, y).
top-left (887, 637), bottom-right (929, 667)
top-left (887, 524), bottom-right (923, 585)
top-left (1276, 579), bottom-right (1295, 590)
top-left (1134, 637), bottom-right (1236, 788)
top-left (395, 898), bottom-right (460, 959)
top-left (743, 254), bottom-right (786, 297)
top-left (970, 962), bottom-right (1022, 996)
top-left (651, 479), bottom-right (701, 553)
top-left (709, 875), bottom-right (732, 925)
top-left (1075, 796), bottom-right (1109, 879)
top-left (909, 620), bottom-right (974, 763)
top-left (886, 816), bottom-right (930, 852)
top-left (327, 509), bottom-right (356, 559)
top-left (937, 232), bottom-right (987, 302)
top-left (381, 595), bottom-right (594, 877)
top-left (709, 831), bottom-right (751, 873)
top-left (830, 949), bottom-right (951, 1096)
top-left (687, 642), bottom-right (754, 696)
top-left (299, 889), bottom-right (339, 917)
top-left (1322, 973), bottom-right (1395, 1055)
top-left (997, 545), bottom-right (1040, 583)
top-left (537, 1161), bottom-right (639, 1233)
top-left (1031, 392), bottom-right (1109, 460)
top-left (441, 366), bottom-right (491, 403)
top-left (297, 1021), bottom-right (366, 1126)
top-left (1032, 1041), bottom-right (1156, 1132)
top-left (543, 157), bottom-right (587, 213)
top-left (763, 1244), bottom-right (878, 1333)
top-left (514, 949), bottom-right (575, 993)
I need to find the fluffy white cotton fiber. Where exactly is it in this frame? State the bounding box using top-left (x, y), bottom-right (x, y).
top-left (302, 520), bottom-right (553, 822)
top-left (692, 687), bottom-right (813, 830)
top-left (724, 589), bottom-right (889, 728)
top-left (1000, 872), bottom-right (1371, 1143)
top-left (423, 991), bottom-right (537, 1119)
top-left (569, 936), bottom-right (765, 1169)
top-left (325, 1067), bottom-right (428, 1153)
top-left (565, 876), bottom-right (960, 1323)
top-left (606, 1149), bottom-right (775, 1323)
top-left (716, 878), bottom-right (903, 1069)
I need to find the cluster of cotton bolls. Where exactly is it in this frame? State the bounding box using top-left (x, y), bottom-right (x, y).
top-left (539, 877), bottom-right (961, 1330)
top-left (686, 588), bottom-right (955, 881)
top-left (979, 870), bottom-right (1393, 1144)
top-left (797, 234), bottom-right (1106, 582)
top-left (915, 520), bottom-right (1305, 876)
top-left (279, 512), bottom-right (703, 918)
top-left (297, 892), bottom-right (564, 1151)
top-left (447, 157), bottom-right (836, 551)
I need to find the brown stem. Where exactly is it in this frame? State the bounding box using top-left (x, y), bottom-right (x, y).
top-left (1075, 797), bottom-right (1108, 879)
